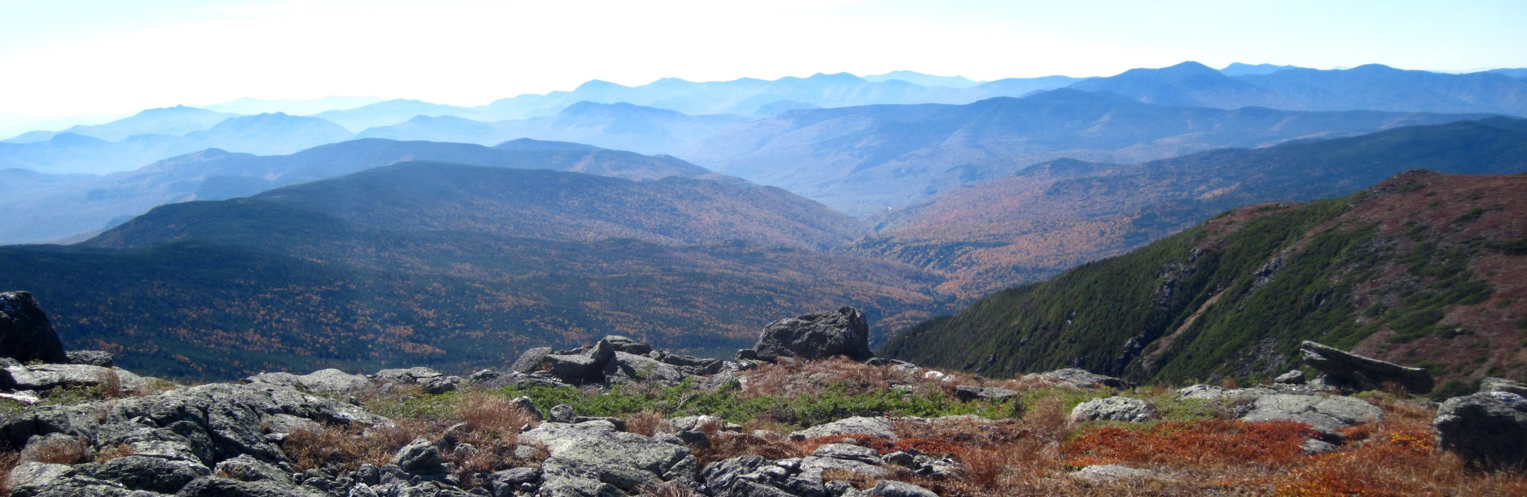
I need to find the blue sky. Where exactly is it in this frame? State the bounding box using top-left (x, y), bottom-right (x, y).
top-left (1, 0), bottom-right (1524, 121)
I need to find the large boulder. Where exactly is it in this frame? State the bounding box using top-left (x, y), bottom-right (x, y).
top-left (1434, 391), bottom-right (1527, 471)
top-left (788, 416), bottom-right (897, 441)
top-left (1300, 341), bottom-right (1433, 394)
top-left (752, 307), bottom-right (873, 362)
top-left (1240, 394), bottom-right (1382, 432)
top-left (247, 368), bottom-right (371, 394)
top-left (0, 291), bottom-right (68, 364)
top-left (1482, 377), bottom-right (1527, 397)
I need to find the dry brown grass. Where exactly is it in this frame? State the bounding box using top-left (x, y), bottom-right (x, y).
top-left (95, 369), bottom-right (122, 399)
top-left (623, 410), bottom-right (673, 437)
top-left (0, 451), bottom-right (18, 495)
top-left (93, 444), bottom-right (135, 464)
top-left (18, 435), bottom-right (89, 465)
top-left (282, 421), bottom-right (426, 472)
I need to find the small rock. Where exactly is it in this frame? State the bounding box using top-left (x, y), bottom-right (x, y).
top-left (393, 437), bottom-right (443, 473)
top-left (1073, 464), bottom-right (1159, 481)
top-left (1029, 368), bottom-right (1127, 389)
top-left (1302, 439), bottom-right (1339, 455)
top-left (954, 385), bottom-right (1017, 402)
top-left (1070, 396), bottom-right (1156, 423)
top-left (868, 480), bottom-right (939, 497)
top-left (548, 404), bottom-right (578, 423)
top-left (66, 350), bottom-right (114, 367)
top-left (1275, 370), bottom-right (1307, 385)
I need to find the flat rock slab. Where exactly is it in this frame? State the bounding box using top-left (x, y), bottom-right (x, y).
top-left (518, 420), bottom-right (694, 490)
top-left (1070, 396), bottom-right (1156, 423)
top-left (1073, 464), bottom-right (1162, 481)
top-left (1240, 394), bottom-right (1382, 432)
top-left (1028, 368), bottom-right (1127, 389)
top-left (789, 416), bottom-right (897, 441)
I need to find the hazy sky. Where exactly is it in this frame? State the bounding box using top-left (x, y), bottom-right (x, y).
top-left (2, 0), bottom-right (1525, 120)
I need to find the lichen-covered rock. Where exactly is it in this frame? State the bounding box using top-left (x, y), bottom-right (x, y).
top-left (1073, 464), bottom-right (1161, 481)
top-left (394, 436), bottom-right (444, 473)
top-left (65, 350), bottom-right (113, 368)
top-left (869, 480), bottom-right (940, 497)
top-left (1300, 341), bottom-right (1433, 394)
top-left (1070, 396), bottom-right (1156, 423)
top-left (1240, 394), bottom-right (1382, 432)
top-left (371, 366), bottom-right (442, 384)
top-left (954, 385), bottom-right (1016, 402)
top-left (1028, 368), bottom-right (1127, 389)
top-left (510, 347), bottom-right (553, 374)
top-left (1434, 391), bottom-right (1527, 471)
top-left (92, 455), bottom-right (210, 494)
top-left (753, 307), bottom-right (873, 362)
top-left (517, 420), bottom-right (694, 492)
top-left (176, 476), bottom-right (327, 497)
top-left (0, 291), bottom-right (68, 364)
top-left (1275, 370), bottom-right (1307, 385)
top-left (788, 416), bottom-right (897, 441)
top-left (1482, 377), bottom-right (1527, 397)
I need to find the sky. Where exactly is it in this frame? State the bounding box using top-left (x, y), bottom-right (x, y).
top-left (1, 0), bottom-right (1525, 126)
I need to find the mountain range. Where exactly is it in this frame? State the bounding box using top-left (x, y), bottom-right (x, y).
top-left (0, 162), bottom-right (942, 379)
top-left (686, 88), bottom-right (1489, 214)
top-left (884, 170), bottom-right (1527, 388)
top-left (849, 117), bottom-right (1527, 298)
top-left (357, 102), bottom-right (752, 155)
top-left (0, 138), bottom-right (719, 244)
top-left (0, 112), bottom-right (353, 174)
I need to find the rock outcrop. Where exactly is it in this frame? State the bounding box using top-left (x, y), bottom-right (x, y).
top-left (1069, 396), bottom-right (1156, 423)
top-left (1435, 391), bottom-right (1527, 471)
top-left (746, 307), bottom-right (873, 362)
top-left (1300, 341), bottom-right (1433, 394)
top-left (0, 291), bottom-right (68, 364)
top-left (1026, 368), bottom-right (1127, 389)
top-left (1239, 394), bottom-right (1383, 432)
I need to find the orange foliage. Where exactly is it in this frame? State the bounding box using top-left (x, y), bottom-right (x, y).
top-left (1062, 420), bottom-right (1314, 469)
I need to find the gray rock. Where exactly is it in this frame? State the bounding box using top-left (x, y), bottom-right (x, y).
top-left (1029, 368), bottom-right (1127, 389)
top-left (1482, 377), bottom-right (1527, 397)
top-left (1434, 391), bottom-right (1527, 471)
top-left (349, 484), bottom-right (379, 497)
top-left (868, 480), bottom-right (939, 497)
top-left (545, 354), bottom-right (605, 384)
top-left (799, 455), bottom-right (886, 479)
top-left (600, 336), bottom-right (652, 355)
top-left (250, 369), bottom-right (371, 394)
top-left (371, 367), bottom-right (442, 384)
top-left (701, 455), bottom-right (767, 495)
top-left (753, 307), bottom-right (873, 362)
top-left (422, 375), bottom-right (461, 395)
top-left (1073, 464), bottom-right (1160, 481)
top-left (511, 396), bottom-right (543, 421)
top-left (517, 420), bottom-right (692, 491)
top-left (1302, 439), bottom-right (1339, 455)
top-left (7, 363), bottom-right (126, 391)
top-left (94, 455), bottom-right (210, 494)
top-left (789, 416), bottom-right (897, 441)
top-left (214, 455), bottom-right (292, 484)
top-left (954, 385), bottom-right (1016, 402)
top-left (1240, 394), bottom-right (1383, 432)
top-left (66, 350), bottom-right (114, 367)
top-left (549, 404), bottom-right (579, 423)
top-left (1069, 396), bottom-right (1156, 423)
top-left (393, 436), bottom-right (444, 473)
top-left (728, 480), bottom-right (797, 497)
top-left (812, 443), bottom-right (882, 464)
top-left (510, 347), bottom-right (553, 374)
top-left (603, 352), bottom-right (685, 386)
top-left (1275, 370), bottom-right (1307, 385)
top-left (882, 451), bottom-right (916, 467)
top-left (6, 461), bottom-right (74, 491)
top-left (1300, 341), bottom-right (1433, 394)
top-left (0, 291), bottom-right (68, 364)
top-left (175, 476), bottom-right (326, 497)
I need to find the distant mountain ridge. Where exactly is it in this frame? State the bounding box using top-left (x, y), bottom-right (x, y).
top-left (1079, 61), bottom-right (1527, 116)
top-left (686, 88), bottom-right (1491, 215)
top-left (0, 139), bottom-right (720, 244)
top-left (0, 112), bottom-right (354, 174)
top-left (358, 102), bottom-right (752, 155)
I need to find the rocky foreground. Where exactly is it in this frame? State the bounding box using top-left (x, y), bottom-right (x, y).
top-left (3, 296), bottom-right (1527, 496)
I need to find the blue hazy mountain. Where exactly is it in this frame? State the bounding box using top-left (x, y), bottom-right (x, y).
top-left (0, 138), bottom-right (718, 244)
top-left (4, 106), bottom-right (235, 143)
top-left (313, 99), bottom-right (477, 131)
top-left (861, 71), bottom-right (983, 88)
top-left (358, 102), bottom-right (752, 155)
top-left (203, 96), bottom-right (387, 115)
top-left (1490, 68), bottom-right (1527, 79)
top-left (1219, 62), bottom-right (1304, 76)
top-left (0, 113), bottom-right (354, 175)
top-left (1075, 61), bottom-right (1527, 116)
top-left (686, 88), bottom-right (1490, 215)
